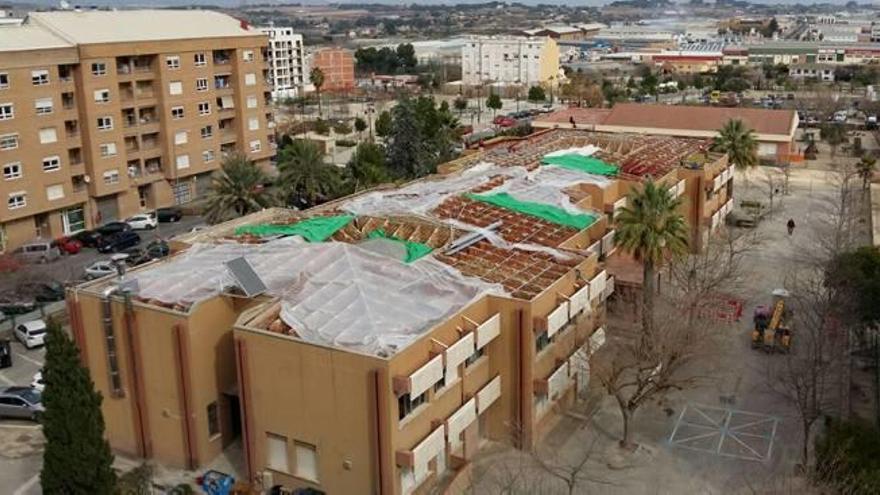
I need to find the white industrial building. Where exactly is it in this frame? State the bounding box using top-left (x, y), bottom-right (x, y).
top-left (260, 26), bottom-right (306, 99)
top-left (461, 36), bottom-right (559, 86)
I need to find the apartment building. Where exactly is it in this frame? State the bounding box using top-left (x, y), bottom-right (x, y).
top-left (0, 10), bottom-right (274, 252)
top-left (460, 36), bottom-right (560, 86)
top-left (310, 47), bottom-right (355, 93)
top-left (67, 128), bottom-right (733, 494)
top-left (259, 26), bottom-right (306, 99)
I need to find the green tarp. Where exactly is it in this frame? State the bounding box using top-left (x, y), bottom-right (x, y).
top-left (366, 229), bottom-right (433, 263)
top-left (234, 215), bottom-right (355, 242)
top-left (541, 154), bottom-right (619, 176)
top-left (465, 192), bottom-right (597, 230)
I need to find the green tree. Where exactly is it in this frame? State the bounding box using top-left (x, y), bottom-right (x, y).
top-left (614, 179), bottom-right (689, 337)
top-left (204, 153), bottom-right (274, 224)
top-left (354, 116), bottom-right (367, 138)
top-left (277, 140), bottom-right (343, 208)
top-left (347, 142), bottom-right (389, 190)
top-left (310, 67), bottom-right (325, 117)
top-left (527, 85), bottom-right (546, 103)
top-left (375, 110), bottom-right (392, 138)
top-left (386, 96), bottom-right (429, 178)
top-left (396, 43), bottom-right (417, 72)
top-left (857, 155), bottom-right (877, 189)
top-left (486, 92), bottom-right (502, 118)
top-left (453, 96), bottom-right (468, 116)
top-left (821, 123), bottom-right (847, 159)
top-left (828, 246), bottom-right (880, 327)
top-left (41, 319), bottom-right (116, 494)
top-left (713, 119), bottom-right (759, 174)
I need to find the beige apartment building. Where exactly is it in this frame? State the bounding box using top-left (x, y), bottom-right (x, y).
top-left (0, 10), bottom-right (275, 252)
top-left (67, 128), bottom-right (732, 494)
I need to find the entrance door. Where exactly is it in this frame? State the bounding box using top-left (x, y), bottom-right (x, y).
top-left (34, 213), bottom-right (50, 239)
top-left (224, 392), bottom-right (242, 447)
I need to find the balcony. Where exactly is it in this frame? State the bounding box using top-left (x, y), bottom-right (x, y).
top-left (213, 49), bottom-right (232, 66)
top-left (144, 158), bottom-right (163, 176)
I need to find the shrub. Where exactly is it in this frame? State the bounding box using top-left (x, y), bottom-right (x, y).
top-left (815, 419), bottom-right (880, 492)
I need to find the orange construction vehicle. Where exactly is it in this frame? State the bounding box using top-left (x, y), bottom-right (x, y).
top-left (751, 289), bottom-right (792, 353)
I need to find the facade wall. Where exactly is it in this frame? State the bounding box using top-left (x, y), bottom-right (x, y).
top-left (260, 27), bottom-right (305, 99)
top-left (311, 48), bottom-right (355, 93)
top-left (461, 37), bottom-right (559, 86)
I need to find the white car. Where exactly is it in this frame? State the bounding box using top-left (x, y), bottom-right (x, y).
top-left (85, 260), bottom-right (116, 280)
top-left (125, 213), bottom-right (158, 230)
top-left (14, 320), bottom-right (47, 349)
top-left (31, 370), bottom-right (44, 392)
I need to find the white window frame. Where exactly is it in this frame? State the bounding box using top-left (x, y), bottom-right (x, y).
top-left (166, 55), bottom-right (181, 70)
top-left (248, 117), bottom-right (260, 131)
top-left (196, 78), bottom-right (208, 92)
top-left (31, 70), bottom-right (49, 86)
top-left (0, 73), bottom-right (8, 89)
top-left (246, 95), bottom-right (258, 109)
top-left (244, 73), bottom-right (257, 86)
top-left (94, 89), bottom-right (110, 103)
top-left (168, 81), bottom-right (183, 95)
top-left (266, 433), bottom-right (289, 473)
top-left (42, 155), bottom-right (61, 172)
top-left (35, 98), bottom-right (53, 115)
top-left (243, 50), bottom-right (255, 62)
top-left (7, 191), bottom-right (26, 209)
top-left (176, 154), bottom-right (190, 169)
top-left (171, 106), bottom-right (184, 119)
top-left (99, 142), bottom-right (117, 157)
top-left (198, 102), bottom-right (211, 115)
top-left (91, 62), bottom-right (107, 76)
top-left (0, 133), bottom-right (18, 150)
top-left (102, 169), bottom-right (120, 185)
top-left (0, 103), bottom-right (12, 120)
top-left (293, 441), bottom-right (319, 482)
top-left (249, 139), bottom-right (261, 152)
top-left (175, 131), bottom-right (188, 145)
top-left (200, 126), bottom-right (213, 139)
top-left (38, 127), bottom-right (58, 144)
top-left (96, 116), bottom-right (113, 131)
top-left (202, 150), bottom-right (215, 162)
top-left (3, 161), bottom-right (21, 180)
top-left (194, 53), bottom-right (207, 67)
top-left (46, 184), bottom-right (65, 201)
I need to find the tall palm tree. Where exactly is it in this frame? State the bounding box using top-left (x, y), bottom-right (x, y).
top-left (857, 155), bottom-right (876, 190)
top-left (713, 119), bottom-right (758, 172)
top-left (310, 67), bottom-right (325, 118)
top-left (204, 153), bottom-right (274, 224)
top-left (614, 179), bottom-right (689, 336)
top-left (277, 140), bottom-right (342, 208)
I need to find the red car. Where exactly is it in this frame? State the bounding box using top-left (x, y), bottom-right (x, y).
top-left (53, 237), bottom-right (82, 255)
top-left (493, 116), bottom-right (517, 128)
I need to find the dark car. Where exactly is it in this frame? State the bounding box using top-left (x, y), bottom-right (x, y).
top-left (97, 231), bottom-right (141, 253)
top-left (121, 247), bottom-right (150, 266)
top-left (19, 282), bottom-right (65, 303)
top-left (0, 297), bottom-right (36, 315)
top-left (145, 239), bottom-right (170, 259)
top-left (157, 207), bottom-right (183, 223)
top-left (96, 221), bottom-right (132, 237)
top-left (69, 229), bottom-right (103, 248)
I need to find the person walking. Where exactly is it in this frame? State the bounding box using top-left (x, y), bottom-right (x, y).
top-left (786, 218), bottom-right (795, 236)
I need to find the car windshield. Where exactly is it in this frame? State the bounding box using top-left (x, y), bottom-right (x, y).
top-left (28, 328), bottom-right (45, 336)
top-left (18, 388), bottom-right (41, 404)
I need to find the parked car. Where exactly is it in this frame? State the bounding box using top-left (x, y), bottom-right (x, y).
top-left (31, 370), bottom-right (44, 392)
top-left (19, 281), bottom-right (65, 303)
top-left (96, 221), bottom-right (132, 237)
top-left (145, 239), bottom-right (170, 259)
top-left (494, 116), bottom-right (517, 128)
top-left (14, 319), bottom-right (47, 349)
top-left (125, 213), bottom-right (158, 230)
top-left (121, 247), bottom-right (150, 266)
top-left (84, 260), bottom-right (116, 279)
top-left (11, 241), bottom-right (61, 264)
top-left (157, 207), bottom-right (183, 223)
top-left (0, 298), bottom-right (36, 315)
top-left (0, 386), bottom-right (44, 421)
top-left (69, 229), bottom-right (103, 248)
top-left (52, 236), bottom-right (82, 255)
top-left (96, 231), bottom-right (141, 253)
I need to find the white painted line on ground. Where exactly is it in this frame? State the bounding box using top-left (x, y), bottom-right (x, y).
top-left (14, 353), bottom-right (43, 367)
top-left (13, 474), bottom-right (40, 495)
top-left (0, 423), bottom-right (41, 430)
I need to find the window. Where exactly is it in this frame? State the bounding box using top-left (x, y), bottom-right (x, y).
top-left (200, 125), bottom-right (213, 139)
top-left (35, 98), bottom-right (53, 115)
top-left (194, 53), bottom-right (207, 67)
top-left (63, 206), bottom-right (85, 233)
top-left (46, 184), bottom-right (64, 201)
top-left (207, 402), bottom-right (220, 437)
top-left (168, 81), bottom-right (183, 95)
top-left (198, 102), bottom-right (211, 115)
top-left (99, 143), bottom-right (117, 157)
top-left (196, 78), bottom-right (208, 92)
top-left (0, 133), bottom-right (18, 150)
top-left (103, 169), bottom-right (119, 185)
top-left (42, 156), bottom-right (61, 172)
top-left (0, 103), bottom-right (12, 120)
top-left (397, 392), bottom-right (426, 420)
top-left (96, 116), bottom-right (113, 130)
top-left (0, 73), bottom-right (7, 89)
top-left (465, 347), bottom-right (484, 367)
top-left (266, 433), bottom-right (289, 473)
top-left (166, 56), bottom-right (180, 70)
top-left (536, 330), bottom-right (550, 352)
top-left (32, 70), bottom-right (49, 86)
top-left (248, 117), bottom-right (259, 131)
top-left (293, 442), bottom-right (319, 482)
top-left (433, 369), bottom-right (447, 393)
top-left (244, 73), bottom-right (257, 86)
top-left (176, 154), bottom-right (190, 169)
top-left (91, 62), bottom-right (107, 76)
top-left (243, 50), bottom-right (255, 62)
top-left (175, 131), bottom-right (188, 145)
top-left (249, 140), bottom-right (261, 153)
top-left (3, 161), bottom-right (21, 180)
top-left (7, 192), bottom-right (26, 209)
top-left (202, 150), bottom-right (215, 162)
top-left (246, 95), bottom-right (258, 109)
top-left (39, 127), bottom-right (58, 144)
top-left (171, 106), bottom-right (184, 119)
top-left (172, 181), bottom-right (191, 204)
top-left (94, 89), bottom-right (110, 103)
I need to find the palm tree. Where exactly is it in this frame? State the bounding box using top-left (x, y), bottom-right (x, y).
top-left (277, 140), bottom-right (342, 208)
top-left (614, 179), bottom-right (689, 337)
top-left (310, 67), bottom-right (325, 118)
top-left (857, 155), bottom-right (876, 190)
top-left (203, 153), bottom-right (274, 224)
top-left (713, 119), bottom-right (758, 172)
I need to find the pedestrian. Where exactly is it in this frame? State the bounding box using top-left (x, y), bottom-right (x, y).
top-left (786, 218), bottom-right (795, 236)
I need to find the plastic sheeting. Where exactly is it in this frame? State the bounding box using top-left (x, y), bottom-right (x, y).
top-left (233, 215), bottom-right (354, 242)
top-left (465, 192), bottom-right (598, 230)
top-left (481, 165), bottom-right (610, 214)
top-left (131, 237), bottom-right (497, 356)
top-left (543, 145), bottom-right (600, 158)
top-left (366, 229), bottom-right (433, 263)
top-left (541, 155), bottom-right (619, 176)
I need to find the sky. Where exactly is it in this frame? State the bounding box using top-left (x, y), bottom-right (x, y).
top-left (7, 0), bottom-right (867, 8)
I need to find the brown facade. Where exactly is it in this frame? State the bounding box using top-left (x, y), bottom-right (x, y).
top-left (311, 48), bottom-right (355, 93)
top-left (1, 28), bottom-right (275, 252)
